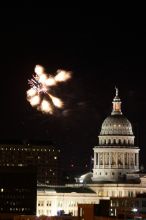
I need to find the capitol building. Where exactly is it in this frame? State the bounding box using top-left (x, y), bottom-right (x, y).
top-left (37, 89), bottom-right (146, 216)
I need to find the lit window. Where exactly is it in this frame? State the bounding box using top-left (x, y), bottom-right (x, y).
top-left (18, 164), bottom-right (23, 167)
top-left (54, 156), bottom-right (57, 160)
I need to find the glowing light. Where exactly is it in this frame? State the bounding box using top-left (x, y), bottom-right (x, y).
top-left (27, 88), bottom-right (36, 97)
top-left (49, 94), bottom-right (63, 108)
top-left (34, 65), bottom-right (44, 76)
top-left (132, 208), bottom-right (138, 212)
top-left (46, 77), bottom-right (56, 86)
top-left (41, 100), bottom-right (53, 113)
top-left (39, 73), bottom-right (47, 84)
top-left (27, 65), bottom-right (71, 114)
top-left (30, 95), bottom-right (40, 106)
top-left (55, 70), bottom-right (71, 82)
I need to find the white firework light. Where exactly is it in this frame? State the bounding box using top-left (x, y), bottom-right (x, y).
top-left (27, 65), bottom-right (71, 114)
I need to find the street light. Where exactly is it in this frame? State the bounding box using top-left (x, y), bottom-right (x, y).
top-left (132, 208), bottom-right (140, 220)
top-left (132, 208), bottom-right (138, 213)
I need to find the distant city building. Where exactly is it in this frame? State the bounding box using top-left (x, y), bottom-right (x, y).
top-left (0, 166), bottom-right (37, 215)
top-left (0, 143), bottom-right (61, 185)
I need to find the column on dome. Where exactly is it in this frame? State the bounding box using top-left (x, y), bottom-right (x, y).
top-left (123, 153), bottom-right (125, 168)
top-left (126, 153), bottom-right (129, 168)
top-left (99, 152), bottom-right (100, 166)
top-left (107, 152), bottom-right (109, 166)
top-left (96, 153), bottom-right (99, 167)
top-left (135, 153), bottom-right (137, 167)
top-left (133, 153), bottom-right (135, 168)
top-left (127, 153), bottom-right (130, 169)
top-left (94, 151), bottom-right (96, 168)
top-left (99, 152), bottom-right (103, 166)
top-left (105, 152), bottom-right (109, 167)
top-left (104, 152), bottom-right (106, 167)
top-left (130, 153), bottom-right (132, 168)
top-left (103, 152), bottom-right (105, 168)
top-left (109, 152), bottom-right (111, 168)
top-left (129, 153), bottom-right (132, 168)
top-left (124, 152), bottom-right (126, 168)
top-left (116, 152), bottom-right (118, 168)
top-left (137, 153), bottom-right (139, 169)
top-left (131, 153), bottom-right (134, 168)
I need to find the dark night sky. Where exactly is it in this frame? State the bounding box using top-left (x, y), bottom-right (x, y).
top-left (1, 9), bottom-right (146, 173)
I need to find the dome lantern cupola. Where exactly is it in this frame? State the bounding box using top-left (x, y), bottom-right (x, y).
top-left (100, 88), bottom-right (133, 136)
top-left (112, 87), bottom-right (122, 115)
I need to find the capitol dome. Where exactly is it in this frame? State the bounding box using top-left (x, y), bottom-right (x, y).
top-left (100, 114), bottom-right (133, 135)
top-left (100, 87), bottom-right (133, 136)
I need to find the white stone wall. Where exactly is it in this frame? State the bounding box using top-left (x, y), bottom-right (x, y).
top-left (37, 190), bottom-right (99, 217)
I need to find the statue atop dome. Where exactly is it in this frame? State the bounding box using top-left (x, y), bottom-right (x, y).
top-left (115, 86), bottom-right (118, 97)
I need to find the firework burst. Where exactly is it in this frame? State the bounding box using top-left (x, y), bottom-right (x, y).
top-left (27, 65), bottom-right (71, 114)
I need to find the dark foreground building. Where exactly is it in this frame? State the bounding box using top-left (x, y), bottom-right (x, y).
top-left (0, 166), bottom-right (37, 215)
top-left (0, 142), bottom-right (60, 184)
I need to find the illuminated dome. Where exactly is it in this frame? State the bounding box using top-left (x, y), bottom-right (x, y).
top-left (100, 87), bottom-right (133, 136)
top-left (100, 115), bottom-right (133, 135)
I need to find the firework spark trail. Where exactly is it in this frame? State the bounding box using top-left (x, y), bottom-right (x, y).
top-left (27, 65), bottom-right (71, 114)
